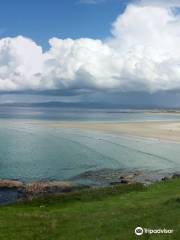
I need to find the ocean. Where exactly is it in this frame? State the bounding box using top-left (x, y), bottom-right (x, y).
top-left (0, 106), bottom-right (180, 183)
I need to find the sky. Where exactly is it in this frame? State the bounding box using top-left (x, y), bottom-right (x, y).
top-left (1, 0), bottom-right (180, 107)
top-left (0, 0), bottom-right (129, 49)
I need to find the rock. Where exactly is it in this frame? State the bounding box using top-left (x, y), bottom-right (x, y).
top-left (0, 179), bottom-right (89, 204)
top-left (110, 181), bottom-right (122, 186)
top-left (0, 180), bottom-right (24, 189)
top-left (120, 179), bottom-right (128, 184)
top-left (125, 174), bottom-right (134, 179)
top-left (111, 178), bottom-right (135, 185)
top-left (161, 177), bottom-right (169, 181)
top-left (119, 176), bottom-right (125, 180)
top-left (25, 181), bottom-right (75, 195)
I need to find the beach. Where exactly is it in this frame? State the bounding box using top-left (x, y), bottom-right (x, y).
top-left (33, 120), bottom-right (180, 142)
top-left (1, 117), bottom-right (180, 182)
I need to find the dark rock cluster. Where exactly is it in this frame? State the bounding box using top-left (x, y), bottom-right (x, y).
top-left (0, 171), bottom-right (179, 205)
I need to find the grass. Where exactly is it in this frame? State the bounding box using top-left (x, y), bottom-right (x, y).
top-left (0, 179), bottom-right (179, 240)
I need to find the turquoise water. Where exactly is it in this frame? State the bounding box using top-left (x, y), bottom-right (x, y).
top-left (0, 109), bottom-right (180, 182)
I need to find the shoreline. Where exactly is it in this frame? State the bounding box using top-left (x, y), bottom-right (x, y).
top-left (1, 177), bottom-right (179, 239)
top-left (0, 170), bottom-right (179, 205)
top-left (2, 118), bottom-right (180, 144)
top-left (39, 120), bottom-right (180, 142)
top-left (1, 119), bottom-right (180, 205)
top-left (1, 118), bottom-right (180, 142)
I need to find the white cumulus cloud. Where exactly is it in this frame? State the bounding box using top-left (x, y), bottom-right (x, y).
top-left (0, 36), bottom-right (43, 91)
top-left (1, 1), bottom-right (180, 92)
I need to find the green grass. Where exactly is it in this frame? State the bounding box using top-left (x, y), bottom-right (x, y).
top-left (0, 180), bottom-right (179, 240)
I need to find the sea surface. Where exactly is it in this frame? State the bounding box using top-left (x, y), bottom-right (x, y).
top-left (0, 106), bottom-right (180, 183)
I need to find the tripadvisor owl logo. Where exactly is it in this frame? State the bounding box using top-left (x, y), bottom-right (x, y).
top-left (135, 226), bottom-right (174, 236)
top-left (135, 227), bottom-right (143, 236)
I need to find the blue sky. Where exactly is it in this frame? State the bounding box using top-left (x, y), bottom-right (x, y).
top-left (0, 0), bottom-right (130, 50)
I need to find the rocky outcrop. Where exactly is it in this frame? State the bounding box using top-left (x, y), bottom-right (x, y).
top-left (72, 169), bottom-right (179, 185)
top-left (0, 180), bottom-right (80, 192)
top-left (0, 170), bottom-right (179, 205)
top-left (26, 181), bottom-right (75, 194)
top-left (0, 179), bottom-right (24, 189)
top-left (0, 180), bottom-right (84, 204)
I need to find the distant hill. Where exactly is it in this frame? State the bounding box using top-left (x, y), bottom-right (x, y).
top-left (0, 101), bottom-right (178, 110)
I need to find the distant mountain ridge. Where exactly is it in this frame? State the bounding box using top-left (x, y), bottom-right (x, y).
top-left (0, 101), bottom-right (179, 110)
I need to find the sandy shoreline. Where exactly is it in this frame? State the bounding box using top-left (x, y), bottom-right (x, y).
top-left (2, 118), bottom-right (180, 142)
top-left (30, 120), bottom-right (180, 142)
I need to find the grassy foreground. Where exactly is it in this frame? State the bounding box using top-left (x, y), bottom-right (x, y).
top-left (0, 179), bottom-right (179, 240)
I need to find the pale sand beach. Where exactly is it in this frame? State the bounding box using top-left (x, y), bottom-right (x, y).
top-left (8, 119), bottom-right (180, 142)
top-left (32, 121), bottom-right (180, 142)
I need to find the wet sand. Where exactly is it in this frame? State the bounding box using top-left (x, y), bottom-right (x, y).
top-left (4, 119), bottom-right (180, 142)
top-left (36, 121), bottom-right (180, 142)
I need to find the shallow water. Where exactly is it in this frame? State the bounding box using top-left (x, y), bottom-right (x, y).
top-left (0, 116), bottom-right (179, 182)
top-left (1, 106), bottom-right (180, 122)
